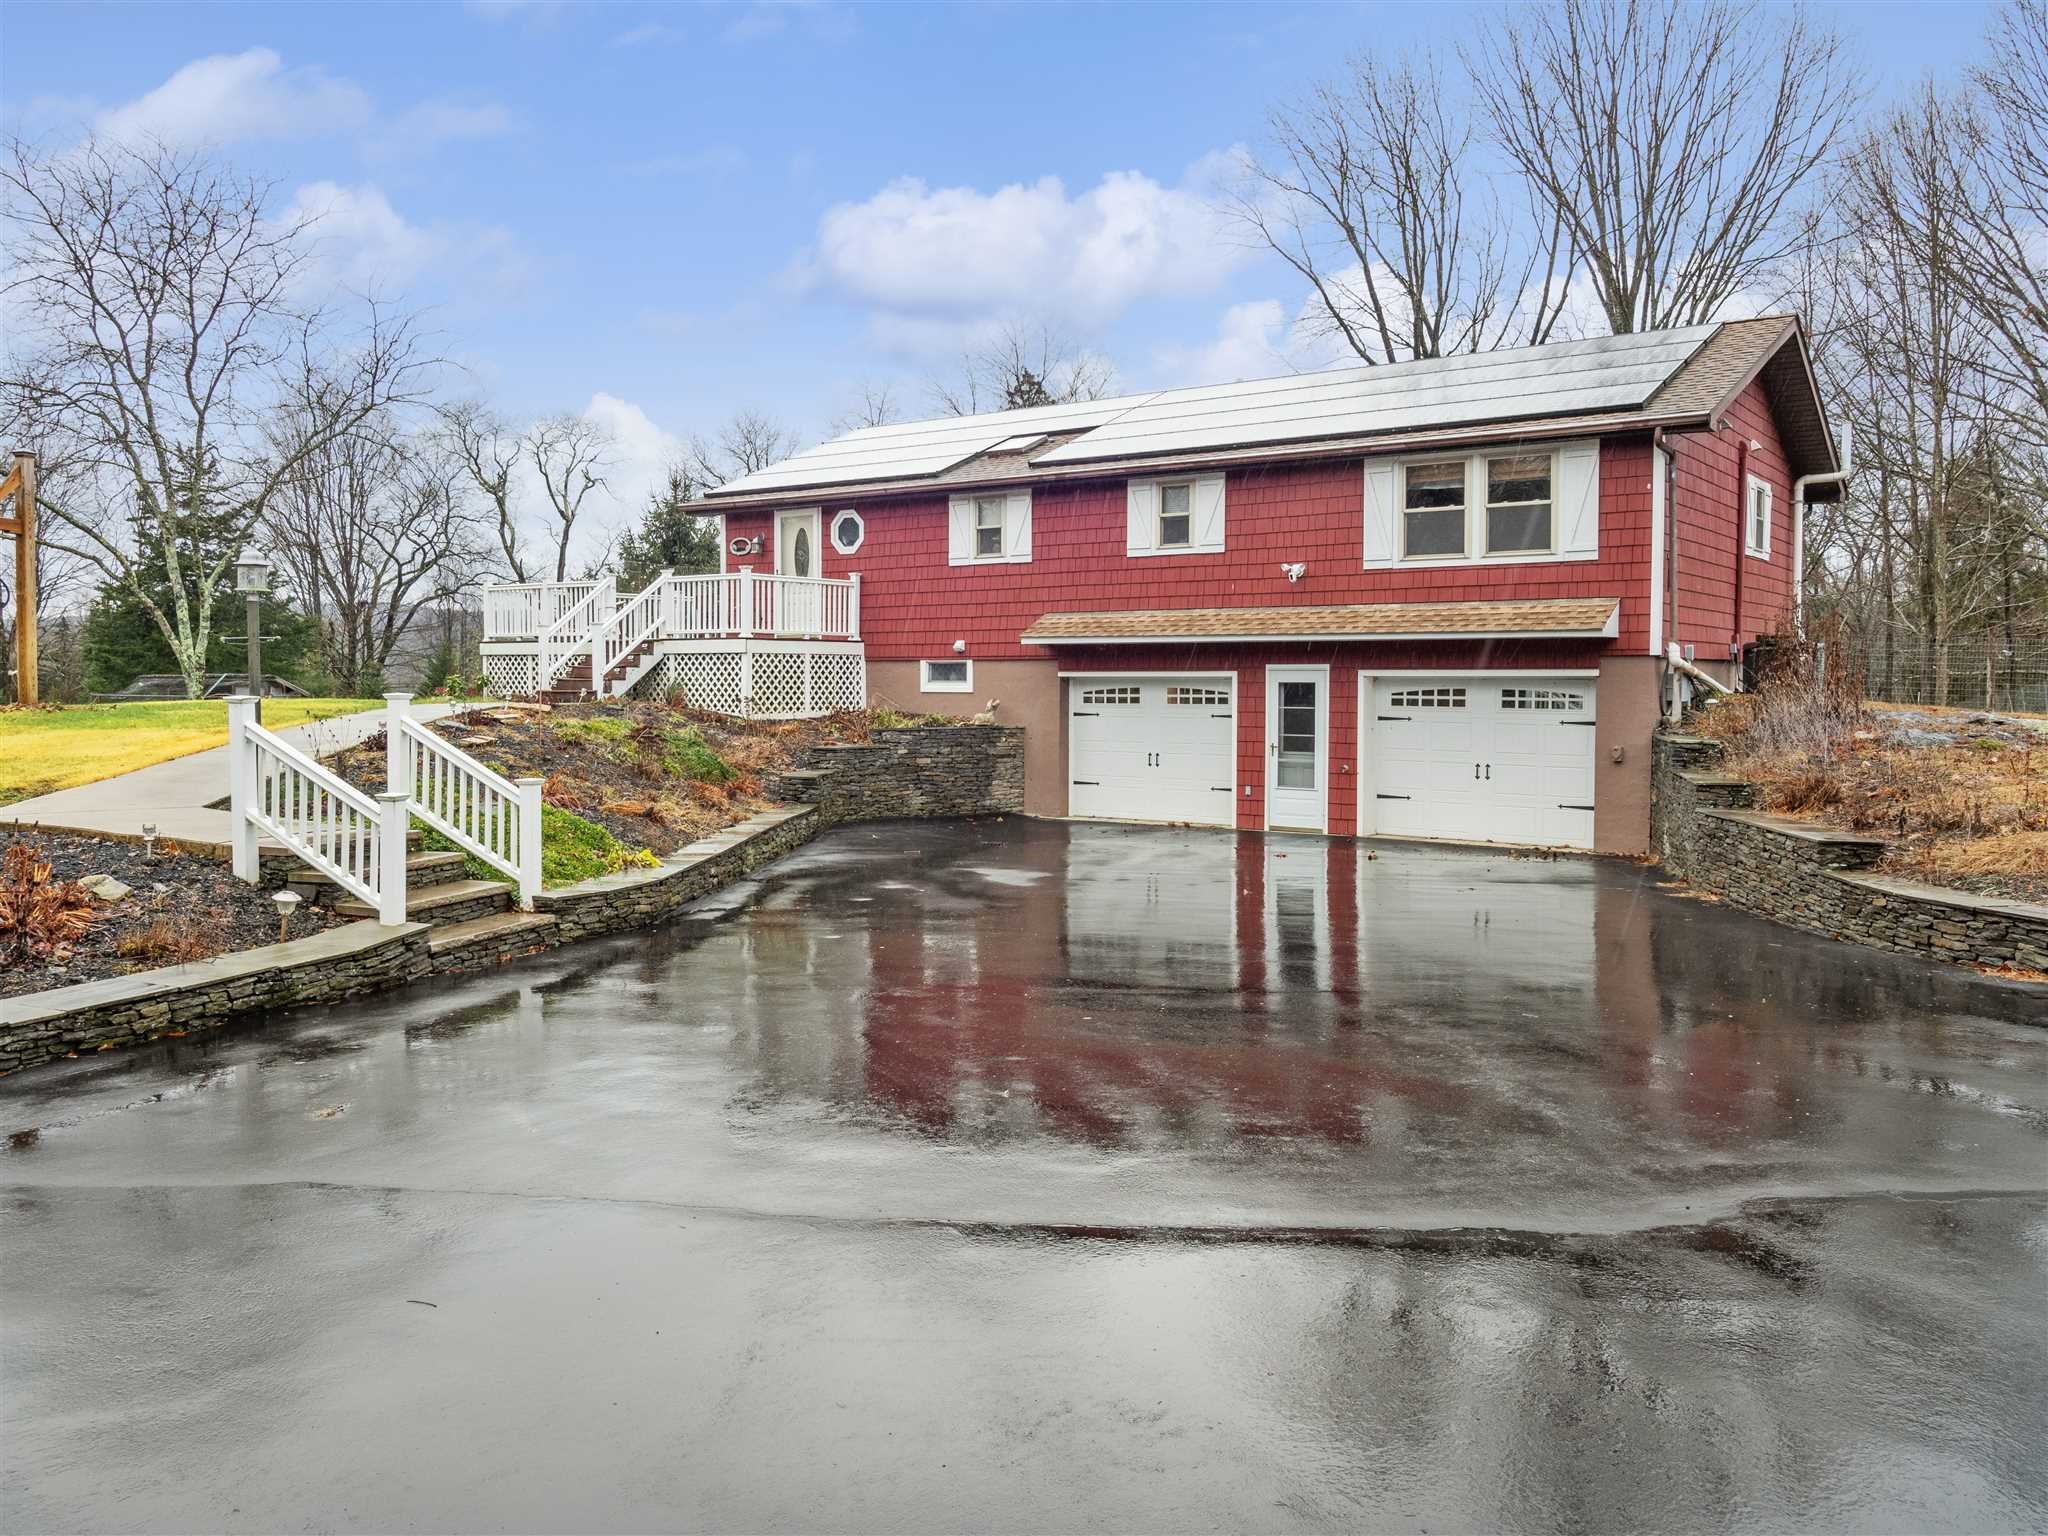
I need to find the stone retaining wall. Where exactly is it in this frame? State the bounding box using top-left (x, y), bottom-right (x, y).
top-left (535, 806), bottom-right (819, 942)
top-left (0, 923), bottom-right (432, 1074)
top-left (1652, 733), bottom-right (2048, 977)
top-left (772, 726), bottom-right (1025, 823)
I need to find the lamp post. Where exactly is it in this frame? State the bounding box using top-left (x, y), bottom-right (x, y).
top-left (234, 548), bottom-right (271, 722)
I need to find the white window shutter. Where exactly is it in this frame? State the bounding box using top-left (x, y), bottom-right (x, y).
top-left (1559, 443), bottom-right (1601, 558)
top-left (1126, 480), bottom-right (1156, 555)
top-left (947, 495), bottom-right (974, 565)
top-left (1006, 489), bottom-right (1032, 562)
top-left (1193, 474), bottom-right (1226, 551)
top-left (1362, 461), bottom-right (1398, 566)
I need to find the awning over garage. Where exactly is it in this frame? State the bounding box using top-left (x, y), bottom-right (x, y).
top-left (1022, 597), bottom-right (1620, 645)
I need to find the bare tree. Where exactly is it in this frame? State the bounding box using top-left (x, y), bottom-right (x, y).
top-left (264, 402), bottom-right (487, 695)
top-left (688, 410), bottom-right (801, 486)
top-left (525, 413), bottom-right (613, 582)
top-left (1231, 50), bottom-right (1572, 364)
top-left (0, 137), bottom-right (430, 696)
top-left (440, 398), bottom-right (530, 582)
top-left (928, 320), bottom-right (1117, 416)
top-left (1470, 0), bottom-right (1855, 333)
top-left (831, 380), bottom-right (900, 434)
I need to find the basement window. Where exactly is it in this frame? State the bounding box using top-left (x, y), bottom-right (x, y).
top-left (921, 659), bottom-right (972, 693)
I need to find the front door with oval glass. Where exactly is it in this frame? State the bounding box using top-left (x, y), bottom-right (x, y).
top-left (774, 508), bottom-right (822, 634)
top-left (1265, 666), bottom-right (1328, 832)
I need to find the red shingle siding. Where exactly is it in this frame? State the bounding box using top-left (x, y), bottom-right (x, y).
top-left (1667, 379), bottom-right (1795, 658)
top-left (723, 440), bottom-right (1658, 661)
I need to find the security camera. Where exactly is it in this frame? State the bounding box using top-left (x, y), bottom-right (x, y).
top-left (1281, 562), bottom-right (1307, 583)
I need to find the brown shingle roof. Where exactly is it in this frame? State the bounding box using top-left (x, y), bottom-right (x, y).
top-left (1021, 598), bottom-right (1620, 644)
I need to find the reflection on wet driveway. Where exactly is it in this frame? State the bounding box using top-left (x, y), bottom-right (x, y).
top-left (4, 819), bottom-right (2044, 1533)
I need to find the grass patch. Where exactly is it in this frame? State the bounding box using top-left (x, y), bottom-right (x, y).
top-left (552, 713), bottom-right (736, 783)
top-left (413, 803), bottom-right (657, 889)
top-left (0, 698), bottom-right (382, 805)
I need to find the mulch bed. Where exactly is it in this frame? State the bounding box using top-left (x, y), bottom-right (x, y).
top-left (0, 831), bottom-right (347, 1000)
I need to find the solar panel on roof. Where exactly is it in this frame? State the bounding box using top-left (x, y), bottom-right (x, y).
top-left (706, 323), bottom-right (1722, 497)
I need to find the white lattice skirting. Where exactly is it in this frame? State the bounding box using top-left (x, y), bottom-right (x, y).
top-left (647, 646), bottom-right (866, 718)
top-left (482, 651), bottom-right (540, 697)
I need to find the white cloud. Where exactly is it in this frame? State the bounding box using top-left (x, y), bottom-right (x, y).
top-left (611, 21), bottom-right (685, 46)
top-left (723, 2), bottom-right (854, 45)
top-left (795, 155), bottom-right (1255, 344)
top-left (283, 181), bottom-right (530, 299)
top-left (582, 393), bottom-right (687, 524)
top-left (95, 48), bottom-right (372, 146)
top-left (1153, 295), bottom-right (1355, 386)
top-left (91, 48), bottom-right (512, 158)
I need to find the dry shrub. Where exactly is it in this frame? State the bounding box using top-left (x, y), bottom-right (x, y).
top-left (718, 734), bottom-right (789, 775)
top-left (116, 918), bottom-right (217, 966)
top-left (541, 772), bottom-right (590, 811)
top-left (0, 840), bottom-right (101, 962)
top-left (1770, 768), bottom-right (1844, 815)
top-left (598, 798), bottom-right (657, 817)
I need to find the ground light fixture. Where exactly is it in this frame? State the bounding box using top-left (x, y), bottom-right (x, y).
top-left (271, 888), bottom-right (301, 944)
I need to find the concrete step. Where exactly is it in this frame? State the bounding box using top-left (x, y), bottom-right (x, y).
top-left (285, 850), bottom-right (468, 895)
top-left (427, 910), bottom-right (559, 974)
top-left (332, 877), bottom-right (515, 925)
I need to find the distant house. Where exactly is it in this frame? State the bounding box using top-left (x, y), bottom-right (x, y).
top-left (482, 317), bottom-right (1841, 856)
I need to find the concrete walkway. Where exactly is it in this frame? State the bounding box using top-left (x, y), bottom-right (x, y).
top-left (0, 702), bottom-right (466, 852)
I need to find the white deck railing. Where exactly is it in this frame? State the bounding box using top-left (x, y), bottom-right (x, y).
top-left (485, 571), bottom-right (860, 645)
top-left (538, 577), bottom-right (614, 690)
top-left (597, 571), bottom-right (671, 686)
top-left (386, 694), bottom-right (541, 908)
top-left (228, 696), bottom-right (407, 924)
top-left (484, 581), bottom-right (601, 639)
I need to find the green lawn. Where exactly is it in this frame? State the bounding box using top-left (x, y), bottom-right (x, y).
top-left (0, 699), bottom-right (383, 805)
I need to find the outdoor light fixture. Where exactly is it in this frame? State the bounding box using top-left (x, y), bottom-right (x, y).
top-left (234, 546), bottom-right (271, 714)
top-left (140, 824), bottom-right (158, 859)
top-left (272, 888), bottom-right (301, 944)
top-left (952, 639), bottom-right (967, 654)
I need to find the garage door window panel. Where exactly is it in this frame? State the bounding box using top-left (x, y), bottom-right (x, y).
top-left (1402, 461), bottom-right (1467, 558)
top-left (1486, 454), bottom-right (1553, 554)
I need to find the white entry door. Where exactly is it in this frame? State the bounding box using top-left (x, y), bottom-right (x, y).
top-left (775, 508), bottom-right (821, 634)
top-left (1367, 676), bottom-right (1597, 849)
top-left (1068, 675), bottom-right (1235, 827)
top-left (1265, 666), bottom-right (1329, 833)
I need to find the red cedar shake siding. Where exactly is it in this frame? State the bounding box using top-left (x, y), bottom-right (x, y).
top-left (725, 440), bottom-right (1658, 659)
top-left (1667, 378), bottom-right (1796, 659)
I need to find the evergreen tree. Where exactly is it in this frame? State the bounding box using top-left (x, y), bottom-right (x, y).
top-left (82, 448), bottom-right (318, 694)
top-left (617, 466), bottom-right (724, 589)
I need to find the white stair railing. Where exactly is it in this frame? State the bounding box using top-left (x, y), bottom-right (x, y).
top-left (228, 695), bottom-right (408, 925)
top-left (537, 576), bottom-right (614, 690)
top-left (385, 694), bottom-right (543, 909)
top-left (593, 571), bottom-right (670, 694)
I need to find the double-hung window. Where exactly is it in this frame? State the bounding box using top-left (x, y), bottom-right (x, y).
top-left (975, 496), bottom-right (1005, 559)
top-left (1485, 453), bottom-right (1553, 554)
top-left (1158, 481), bottom-right (1193, 548)
top-left (1745, 475), bottom-right (1772, 557)
top-left (1402, 460), bottom-right (1467, 558)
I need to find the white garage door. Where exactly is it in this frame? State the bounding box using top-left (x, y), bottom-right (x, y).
top-left (1368, 676), bottom-right (1596, 849)
top-left (1068, 675), bottom-right (1235, 828)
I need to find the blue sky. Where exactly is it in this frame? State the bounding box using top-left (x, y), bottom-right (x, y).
top-left (2, 0), bottom-right (1997, 526)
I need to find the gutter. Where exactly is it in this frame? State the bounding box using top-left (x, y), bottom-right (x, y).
top-left (1791, 423), bottom-right (1854, 632)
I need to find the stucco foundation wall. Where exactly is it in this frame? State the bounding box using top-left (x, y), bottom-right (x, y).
top-left (1652, 734), bottom-right (2048, 976)
top-left (1593, 656), bottom-right (1662, 855)
top-left (867, 660), bottom-right (1062, 816)
top-left (0, 923), bottom-right (433, 1075)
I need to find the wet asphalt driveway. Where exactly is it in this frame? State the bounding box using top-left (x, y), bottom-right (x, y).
top-left (3, 819), bottom-right (2045, 1533)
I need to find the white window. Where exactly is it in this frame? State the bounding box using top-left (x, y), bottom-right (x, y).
top-left (830, 509), bottom-right (864, 554)
top-left (1126, 474), bottom-right (1225, 556)
top-left (1387, 686), bottom-right (1467, 709)
top-left (1402, 460), bottom-right (1467, 559)
top-left (948, 489), bottom-right (1032, 565)
top-left (920, 659), bottom-right (972, 693)
top-left (1078, 685), bottom-right (1141, 706)
top-left (1365, 441), bottom-right (1599, 568)
top-left (1746, 474), bottom-right (1772, 558)
top-left (1485, 454), bottom-right (1553, 554)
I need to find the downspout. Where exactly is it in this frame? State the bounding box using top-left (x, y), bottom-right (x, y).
top-left (1730, 436), bottom-right (1750, 684)
top-left (1791, 423), bottom-right (1854, 635)
top-left (1654, 426), bottom-right (1681, 720)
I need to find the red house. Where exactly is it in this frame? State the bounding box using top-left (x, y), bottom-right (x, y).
top-left (480, 316), bottom-right (1840, 856)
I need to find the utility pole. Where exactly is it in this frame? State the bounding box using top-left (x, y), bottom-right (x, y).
top-left (1, 452), bottom-right (37, 706)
